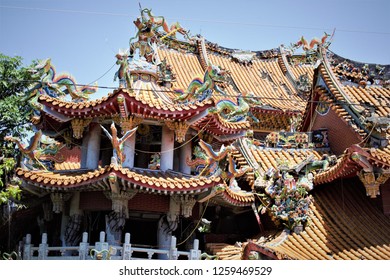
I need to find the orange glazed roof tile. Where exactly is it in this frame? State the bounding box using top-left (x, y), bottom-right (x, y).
top-left (207, 53), bottom-right (304, 112)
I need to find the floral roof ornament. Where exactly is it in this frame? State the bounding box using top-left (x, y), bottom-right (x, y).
top-left (231, 50), bottom-right (256, 65)
top-left (296, 73), bottom-right (312, 95)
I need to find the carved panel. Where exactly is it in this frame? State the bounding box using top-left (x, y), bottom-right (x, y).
top-left (71, 118), bottom-right (92, 139)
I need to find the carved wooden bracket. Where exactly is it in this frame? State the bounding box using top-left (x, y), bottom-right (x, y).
top-left (115, 115), bottom-right (143, 133)
top-left (358, 170), bottom-right (390, 198)
top-left (170, 195), bottom-right (196, 218)
top-left (165, 120), bottom-right (189, 143)
top-left (71, 118), bottom-right (92, 139)
top-left (50, 193), bottom-right (72, 213)
top-left (180, 196), bottom-right (196, 218)
top-left (104, 190), bottom-right (137, 219)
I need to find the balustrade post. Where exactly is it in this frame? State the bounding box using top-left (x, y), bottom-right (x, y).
top-left (93, 231), bottom-right (109, 260)
top-left (169, 236), bottom-right (178, 260)
top-left (79, 232), bottom-right (89, 260)
top-left (122, 233), bottom-right (132, 260)
top-left (23, 234), bottom-right (32, 260)
top-left (38, 233), bottom-right (48, 260)
top-left (190, 239), bottom-right (201, 260)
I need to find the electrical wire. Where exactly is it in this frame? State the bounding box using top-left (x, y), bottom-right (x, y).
top-left (177, 199), bottom-right (210, 246)
top-left (1, 5), bottom-right (389, 35)
top-left (2, 78), bottom-right (390, 108)
top-left (87, 62), bottom-right (117, 86)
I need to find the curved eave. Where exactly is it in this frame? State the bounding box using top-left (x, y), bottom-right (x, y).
top-left (208, 188), bottom-right (254, 208)
top-left (16, 165), bottom-right (221, 194)
top-left (314, 144), bottom-right (390, 185)
top-left (38, 89), bottom-right (214, 122)
top-left (192, 113), bottom-right (250, 137)
top-left (300, 76), bottom-right (366, 140)
top-left (251, 107), bottom-right (301, 116)
top-left (313, 153), bottom-right (359, 185)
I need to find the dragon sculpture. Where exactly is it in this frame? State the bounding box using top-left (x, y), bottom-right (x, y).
top-left (25, 58), bottom-right (97, 101)
top-left (209, 92), bottom-right (262, 122)
top-left (187, 139), bottom-right (250, 190)
top-left (174, 64), bottom-right (228, 103)
top-left (5, 130), bottom-right (65, 170)
top-left (129, 8), bottom-right (189, 62)
top-left (187, 140), bottom-right (232, 176)
top-left (23, 59), bottom-right (97, 122)
top-left (293, 32), bottom-right (332, 52)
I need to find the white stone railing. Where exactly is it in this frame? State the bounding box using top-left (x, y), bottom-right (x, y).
top-left (22, 231), bottom-right (201, 260)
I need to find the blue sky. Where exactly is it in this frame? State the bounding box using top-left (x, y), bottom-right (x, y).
top-left (1, 0), bottom-right (389, 98)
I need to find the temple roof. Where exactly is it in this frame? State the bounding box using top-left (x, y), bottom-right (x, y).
top-left (261, 181), bottom-right (390, 260)
top-left (209, 180), bottom-right (390, 260)
top-left (299, 48), bottom-right (390, 143)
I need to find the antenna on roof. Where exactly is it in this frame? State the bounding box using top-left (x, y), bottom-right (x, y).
top-left (138, 2), bottom-right (142, 11)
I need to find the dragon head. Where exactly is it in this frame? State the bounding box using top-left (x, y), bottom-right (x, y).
top-left (30, 58), bottom-right (51, 76)
top-left (207, 64), bottom-right (228, 82)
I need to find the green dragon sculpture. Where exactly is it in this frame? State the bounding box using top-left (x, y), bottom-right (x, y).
top-left (24, 58), bottom-right (96, 104)
top-left (209, 92), bottom-right (262, 122)
top-left (23, 59), bottom-right (97, 122)
top-left (174, 64), bottom-right (228, 103)
top-left (186, 142), bottom-right (231, 176)
top-left (5, 130), bottom-right (65, 170)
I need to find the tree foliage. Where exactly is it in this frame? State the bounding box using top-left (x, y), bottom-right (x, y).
top-left (0, 53), bottom-right (37, 204)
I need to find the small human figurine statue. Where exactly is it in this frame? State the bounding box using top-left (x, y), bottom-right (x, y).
top-left (114, 51), bottom-right (131, 89)
top-left (100, 122), bottom-right (137, 165)
top-left (148, 153), bottom-right (160, 170)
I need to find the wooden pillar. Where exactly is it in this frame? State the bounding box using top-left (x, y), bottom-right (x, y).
top-left (80, 132), bottom-right (90, 169)
top-left (179, 134), bottom-right (192, 174)
top-left (86, 123), bottom-right (101, 169)
top-left (122, 133), bottom-right (136, 168)
top-left (60, 211), bottom-right (69, 247)
top-left (69, 192), bottom-right (81, 216)
top-left (160, 125), bottom-right (174, 171)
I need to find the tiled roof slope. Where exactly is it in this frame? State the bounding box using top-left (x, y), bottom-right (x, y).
top-left (208, 53), bottom-right (304, 112)
top-left (289, 64), bottom-right (315, 81)
top-left (262, 180), bottom-right (390, 260)
top-left (157, 47), bottom-right (204, 90)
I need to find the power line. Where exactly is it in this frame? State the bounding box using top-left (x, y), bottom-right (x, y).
top-left (1, 5), bottom-right (389, 36)
top-left (2, 78), bottom-right (390, 109)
